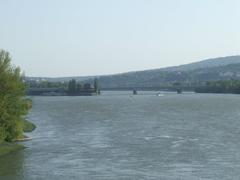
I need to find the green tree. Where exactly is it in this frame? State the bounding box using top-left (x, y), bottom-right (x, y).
top-left (94, 78), bottom-right (99, 93)
top-left (76, 83), bottom-right (82, 93)
top-left (68, 79), bottom-right (77, 95)
top-left (0, 50), bottom-right (30, 142)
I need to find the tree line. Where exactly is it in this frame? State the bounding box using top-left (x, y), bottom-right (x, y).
top-left (26, 78), bottom-right (100, 96)
top-left (0, 50), bottom-right (32, 142)
top-left (67, 78), bottom-right (100, 95)
top-left (195, 80), bottom-right (240, 94)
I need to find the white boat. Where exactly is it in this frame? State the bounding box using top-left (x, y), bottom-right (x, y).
top-left (156, 92), bottom-right (164, 96)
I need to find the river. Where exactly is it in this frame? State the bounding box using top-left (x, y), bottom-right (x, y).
top-left (1, 92), bottom-right (240, 179)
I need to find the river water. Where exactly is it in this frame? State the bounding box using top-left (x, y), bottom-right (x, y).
top-left (1, 92), bottom-right (240, 180)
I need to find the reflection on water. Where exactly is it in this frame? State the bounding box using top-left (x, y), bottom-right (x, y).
top-left (0, 150), bottom-right (25, 180)
top-left (1, 92), bottom-right (240, 179)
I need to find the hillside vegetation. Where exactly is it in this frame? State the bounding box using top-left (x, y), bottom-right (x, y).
top-left (25, 55), bottom-right (240, 90)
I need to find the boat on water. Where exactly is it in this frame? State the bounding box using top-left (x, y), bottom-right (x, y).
top-left (156, 92), bottom-right (164, 96)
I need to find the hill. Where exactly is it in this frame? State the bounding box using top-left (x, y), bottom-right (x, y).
top-left (26, 55), bottom-right (240, 90)
top-left (94, 56), bottom-right (240, 89)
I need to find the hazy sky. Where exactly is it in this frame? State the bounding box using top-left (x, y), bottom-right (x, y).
top-left (0, 0), bottom-right (239, 77)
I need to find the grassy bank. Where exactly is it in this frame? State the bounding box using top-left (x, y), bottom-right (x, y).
top-left (22, 119), bottom-right (36, 133)
top-left (0, 142), bottom-right (25, 157)
top-left (0, 120), bottom-right (36, 157)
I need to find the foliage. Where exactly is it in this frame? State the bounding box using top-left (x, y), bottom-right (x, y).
top-left (68, 79), bottom-right (77, 94)
top-left (94, 78), bottom-right (100, 94)
top-left (25, 78), bottom-right (100, 95)
top-left (67, 79), bottom-right (98, 95)
top-left (0, 127), bottom-right (7, 142)
top-left (195, 80), bottom-right (240, 94)
top-left (21, 119), bottom-right (36, 133)
top-left (0, 50), bottom-right (31, 142)
top-left (85, 58), bottom-right (240, 90)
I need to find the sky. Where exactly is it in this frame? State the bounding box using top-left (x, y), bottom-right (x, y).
top-left (0, 0), bottom-right (239, 77)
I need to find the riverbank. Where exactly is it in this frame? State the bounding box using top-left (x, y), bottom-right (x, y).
top-left (22, 119), bottom-right (36, 132)
top-left (0, 120), bottom-right (36, 157)
top-left (0, 142), bottom-right (25, 157)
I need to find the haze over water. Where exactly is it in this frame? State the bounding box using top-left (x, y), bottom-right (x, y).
top-left (1, 92), bottom-right (240, 179)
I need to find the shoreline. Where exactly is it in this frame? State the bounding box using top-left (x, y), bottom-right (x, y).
top-left (0, 120), bottom-right (36, 157)
top-left (14, 135), bottom-right (32, 142)
top-left (0, 135), bottom-right (32, 157)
